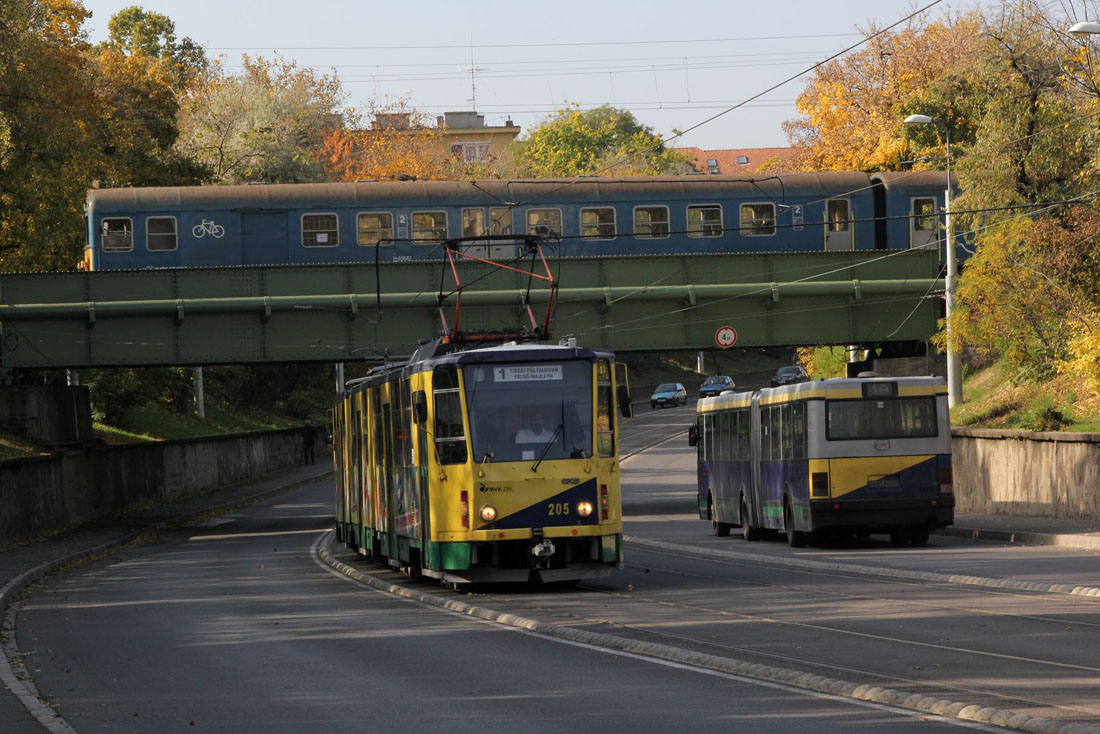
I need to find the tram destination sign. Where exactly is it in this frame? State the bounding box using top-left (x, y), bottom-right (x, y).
top-left (494, 365), bottom-right (563, 382)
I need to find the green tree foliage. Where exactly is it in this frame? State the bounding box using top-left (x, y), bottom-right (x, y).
top-left (176, 56), bottom-right (345, 184)
top-left (513, 104), bottom-right (687, 177)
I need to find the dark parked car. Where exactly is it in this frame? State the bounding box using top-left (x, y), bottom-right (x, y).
top-left (650, 383), bottom-right (687, 408)
top-left (771, 365), bottom-right (809, 387)
top-left (699, 375), bottom-right (735, 398)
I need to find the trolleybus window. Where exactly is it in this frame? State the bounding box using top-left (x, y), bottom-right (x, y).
top-left (826, 397), bottom-right (938, 440)
top-left (463, 361), bottom-right (593, 463)
top-left (432, 366), bottom-right (467, 464)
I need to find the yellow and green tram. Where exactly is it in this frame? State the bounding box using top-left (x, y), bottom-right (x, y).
top-left (692, 375), bottom-right (954, 547)
top-left (333, 339), bottom-right (631, 583)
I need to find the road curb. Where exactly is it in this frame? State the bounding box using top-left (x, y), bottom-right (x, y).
top-left (0, 468), bottom-right (333, 733)
top-left (624, 535), bottom-right (1100, 599)
top-left (315, 532), bottom-right (1100, 734)
top-left (941, 526), bottom-right (1100, 552)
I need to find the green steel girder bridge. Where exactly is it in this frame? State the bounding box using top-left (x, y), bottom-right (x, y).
top-left (0, 250), bottom-right (943, 370)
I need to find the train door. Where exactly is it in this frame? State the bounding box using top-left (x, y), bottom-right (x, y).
top-left (910, 197), bottom-right (938, 250)
top-left (462, 207), bottom-right (517, 259)
top-left (241, 212), bottom-right (288, 265)
top-left (824, 199), bottom-right (853, 251)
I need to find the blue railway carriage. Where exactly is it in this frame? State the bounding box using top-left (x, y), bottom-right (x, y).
top-left (692, 376), bottom-right (954, 547)
top-left (83, 172), bottom-right (956, 270)
top-left (333, 339), bottom-right (632, 584)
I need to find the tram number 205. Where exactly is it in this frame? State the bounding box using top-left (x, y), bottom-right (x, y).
top-left (547, 502), bottom-right (571, 516)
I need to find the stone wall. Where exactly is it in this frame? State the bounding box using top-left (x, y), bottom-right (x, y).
top-left (951, 428), bottom-right (1100, 520)
top-left (0, 427), bottom-right (325, 546)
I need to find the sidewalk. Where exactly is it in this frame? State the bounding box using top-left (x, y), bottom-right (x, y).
top-left (1, 461), bottom-right (333, 734)
top-left (945, 511), bottom-right (1100, 551)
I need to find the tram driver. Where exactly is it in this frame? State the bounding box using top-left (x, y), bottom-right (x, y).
top-left (515, 411), bottom-right (555, 444)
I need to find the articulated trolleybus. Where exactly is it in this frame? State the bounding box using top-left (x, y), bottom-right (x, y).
top-left (693, 375), bottom-right (954, 547)
top-left (333, 339), bottom-right (631, 584)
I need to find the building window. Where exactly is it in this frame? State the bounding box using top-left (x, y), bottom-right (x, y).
top-left (634, 206), bottom-right (669, 239)
top-left (101, 218), bottom-right (133, 252)
top-left (450, 141), bottom-right (491, 162)
top-left (412, 211), bottom-right (447, 243)
top-left (146, 217), bottom-right (177, 251)
top-left (913, 198), bottom-right (937, 231)
top-left (357, 212), bottom-right (393, 245)
top-left (527, 209), bottom-right (562, 238)
top-left (737, 155), bottom-right (749, 165)
top-left (302, 213), bottom-right (339, 247)
top-left (687, 205), bottom-right (722, 238)
top-left (740, 203), bottom-right (776, 236)
top-left (580, 207), bottom-right (616, 240)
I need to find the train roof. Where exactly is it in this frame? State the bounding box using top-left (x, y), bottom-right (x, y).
top-left (870, 171), bottom-right (957, 189)
top-left (697, 375), bottom-right (947, 413)
top-left (86, 172), bottom-right (876, 210)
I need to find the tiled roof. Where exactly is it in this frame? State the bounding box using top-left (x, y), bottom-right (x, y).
top-left (674, 146), bottom-right (803, 174)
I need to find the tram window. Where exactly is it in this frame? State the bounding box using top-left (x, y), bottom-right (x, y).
top-left (146, 217), bottom-right (177, 251)
top-left (741, 203), bottom-right (776, 236)
top-left (101, 218), bottom-right (133, 252)
top-left (527, 208), bottom-right (562, 238)
top-left (412, 211), bottom-right (448, 243)
top-left (597, 359), bottom-right (615, 457)
top-left (634, 206), bottom-right (669, 239)
top-left (357, 212), bottom-right (394, 246)
top-left (490, 207), bottom-right (513, 235)
top-left (581, 207), bottom-right (616, 240)
top-left (790, 402), bottom-right (806, 459)
top-left (302, 213), bottom-right (339, 247)
top-left (687, 205), bottom-right (723, 237)
top-left (914, 198), bottom-right (937, 231)
top-left (433, 366), bottom-right (467, 464)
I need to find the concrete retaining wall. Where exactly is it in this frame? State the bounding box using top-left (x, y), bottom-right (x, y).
top-left (952, 427), bottom-right (1100, 520)
top-left (0, 427), bottom-right (324, 546)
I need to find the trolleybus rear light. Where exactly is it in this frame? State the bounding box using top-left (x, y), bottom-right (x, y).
top-left (811, 472), bottom-right (829, 498)
top-left (939, 467), bottom-right (953, 489)
top-left (460, 490), bottom-right (469, 528)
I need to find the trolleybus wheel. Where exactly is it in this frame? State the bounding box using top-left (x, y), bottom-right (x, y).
top-left (741, 495), bottom-right (761, 542)
top-left (889, 529), bottom-right (909, 547)
top-left (784, 500), bottom-right (808, 548)
top-left (710, 493), bottom-right (731, 537)
top-left (907, 525), bottom-right (930, 546)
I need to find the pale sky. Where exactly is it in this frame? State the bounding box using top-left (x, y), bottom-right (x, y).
top-left (76, 0), bottom-right (964, 150)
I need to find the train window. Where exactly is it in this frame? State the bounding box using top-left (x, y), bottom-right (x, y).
top-left (740, 203), bottom-right (775, 236)
top-left (433, 365), bottom-right (467, 465)
top-left (687, 205), bottom-right (722, 237)
top-left (413, 211), bottom-right (448, 243)
top-left (462, 208), bottom-right (487, 240)
top-left (634, 206), bottom-right (669, 239)
top-left (490, 207), bottom-right (513, 235)
top-left (527, 208), bottom-right (562, 238)
top-left (357, 213), bottom-right (393, 246)
top-left (146, 217), bottom-right (177, 251)
top-left (580, 207), bottom-right (616, 241)
top-left (302, 213), bottom-right (339, 247)
top-left (913, 198), bottom-right (937, 231)
top-left (100, 218), bottom-right (133, 252)
top-left (827, 200), bottom-right (850, 232)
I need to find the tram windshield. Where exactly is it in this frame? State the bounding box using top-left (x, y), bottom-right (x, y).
top-left (826, 397), bottom-right (938, 440)
top-left (463, 361), bottom-right (594, 463)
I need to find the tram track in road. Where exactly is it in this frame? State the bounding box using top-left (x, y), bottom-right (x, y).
top-left (459, 553), bottom-right (1100, 726)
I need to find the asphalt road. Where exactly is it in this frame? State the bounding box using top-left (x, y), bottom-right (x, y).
top-left (11, 398), bottom-right (1100, 732)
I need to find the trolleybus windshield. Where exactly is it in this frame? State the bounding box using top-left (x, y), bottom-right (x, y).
top-left (463, 361), bottom-right (594, 463)
top-left (825, 396), bottom-right (938, 441)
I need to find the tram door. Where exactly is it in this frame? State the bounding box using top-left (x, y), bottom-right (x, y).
top-left (910, 197), bottom-right (939, 250)
top-left (824, 199), bottom-right (853, 251)
top-left (350, 405), bottom-right (362, 535)
top-left (462, 207), bottom-right (517, 259)
top-left (381, 401), bottom-right (395, 558)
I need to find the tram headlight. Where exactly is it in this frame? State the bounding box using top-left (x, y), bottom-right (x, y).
top-left (479, 504), bottom-right (497, 522)
top-left (577, 500), bottom-right (594, 517)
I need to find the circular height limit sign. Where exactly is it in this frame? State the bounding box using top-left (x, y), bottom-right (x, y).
top-left (714, 325), bottom-right (738, 349)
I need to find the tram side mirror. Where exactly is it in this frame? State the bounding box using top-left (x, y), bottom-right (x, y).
top-left (617, 385), bottom-right (632, 419)
top-left (688, 424), bottom-right (699, 447)
top-left (413, 391), bottom-right (428, 424)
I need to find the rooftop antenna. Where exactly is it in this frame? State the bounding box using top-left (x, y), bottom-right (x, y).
top-left (458, 35), bottom-right (484, 111)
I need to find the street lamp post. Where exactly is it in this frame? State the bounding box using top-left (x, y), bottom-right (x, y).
top-left (904, 114), bottom-right (962, 408)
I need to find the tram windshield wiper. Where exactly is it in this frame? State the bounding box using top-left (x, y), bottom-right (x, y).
top-left (530, 423), bottom-right (563, 473)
